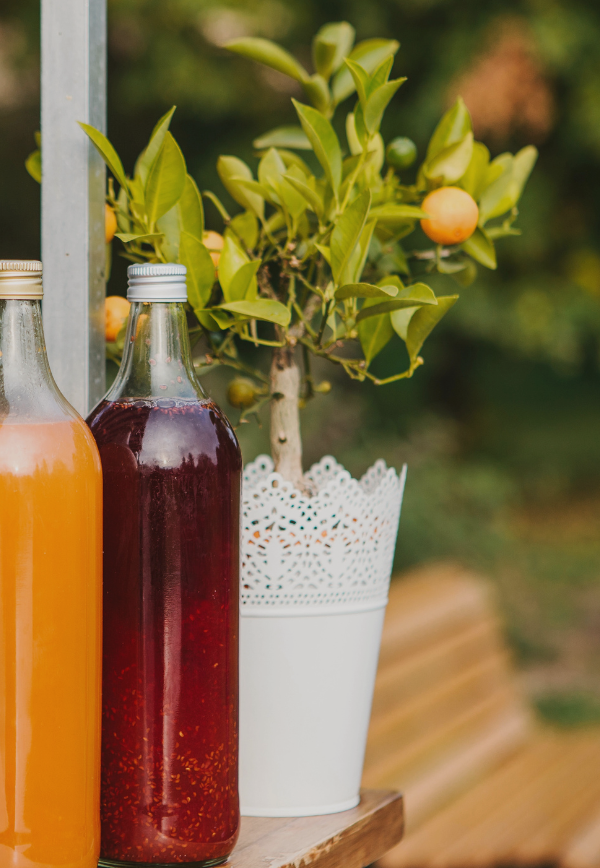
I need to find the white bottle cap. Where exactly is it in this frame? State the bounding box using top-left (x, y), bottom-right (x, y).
top-left (127, 263), bottom-right (187, 302)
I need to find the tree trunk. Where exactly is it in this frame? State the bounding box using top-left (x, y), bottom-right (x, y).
top-left (270, 345), bottom-right (304, 489)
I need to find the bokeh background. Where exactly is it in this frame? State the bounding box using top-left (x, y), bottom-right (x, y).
top-left (3, 0), bottom-right (600, 726)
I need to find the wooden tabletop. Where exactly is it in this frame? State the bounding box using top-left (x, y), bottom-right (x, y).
top-left (228, 789), bottom-right (404, 868)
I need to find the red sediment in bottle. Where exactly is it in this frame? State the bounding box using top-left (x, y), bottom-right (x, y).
top-left (87, 397), bottom-right (241, 865)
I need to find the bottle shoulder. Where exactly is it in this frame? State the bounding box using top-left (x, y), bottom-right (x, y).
top-left (0, 415), bottom-right (102, 479)
top-left (87, 397), bottom-right (241, 472)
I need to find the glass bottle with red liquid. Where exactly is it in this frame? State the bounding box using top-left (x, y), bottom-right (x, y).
top-left (87, 264), bottom-right (241, 867)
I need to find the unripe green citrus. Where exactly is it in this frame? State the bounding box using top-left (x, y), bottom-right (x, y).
top-left (386, 137), bottom-right (417, 170)
top-left (227, 378), bottom-right (257, 409)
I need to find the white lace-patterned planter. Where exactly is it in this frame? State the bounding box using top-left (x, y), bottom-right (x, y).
top-left (239, 455), bottom-right (407, 817)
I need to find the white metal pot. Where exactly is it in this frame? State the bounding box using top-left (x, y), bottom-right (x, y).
top-left (239, 455), bottom-right (407, 817)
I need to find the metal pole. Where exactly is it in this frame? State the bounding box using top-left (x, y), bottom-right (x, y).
top-left (41, 0), bottom-right (106, 415)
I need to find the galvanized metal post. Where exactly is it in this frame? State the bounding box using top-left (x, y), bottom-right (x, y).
top-left (41, 0), bottom-right (106, 415)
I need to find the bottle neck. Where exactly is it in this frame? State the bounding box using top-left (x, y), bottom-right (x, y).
top-left (0, 299), bottom-right (71, 423)
top-left (106, 302), bottom-right (205, 402)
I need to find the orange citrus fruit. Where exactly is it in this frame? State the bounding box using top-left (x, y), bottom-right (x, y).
top-left (420, 187), bottom-right (479, 246)
top-left (105, 295), bottom-right (130, 342)
top-left (105, 204), bottom-right (118, 244)
top-left (203, 231), bottom-right (224, 268)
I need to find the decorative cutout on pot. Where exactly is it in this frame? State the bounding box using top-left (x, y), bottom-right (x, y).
top-left (241, 455), bottom-right (407, 614)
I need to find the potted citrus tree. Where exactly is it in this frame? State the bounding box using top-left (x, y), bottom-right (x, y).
top-left (50, 21), bottom-right (536, 817)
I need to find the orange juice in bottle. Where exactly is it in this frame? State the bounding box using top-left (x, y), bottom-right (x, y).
top-left (0, 261), bottom-right (102, 868)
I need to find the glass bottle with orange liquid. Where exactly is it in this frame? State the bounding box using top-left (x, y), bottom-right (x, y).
top-left (86, 264), bottom-right (241, 866)
top-left (0, 260), bottom-right (103, 868)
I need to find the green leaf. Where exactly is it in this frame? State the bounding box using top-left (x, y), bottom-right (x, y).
top-left (128, 176), bottom-right (145, 207)
top-left (25, 149), bottom-right (41, 183)
top-left (145, 131), bottom-right (187, 228)
top-left (196, 309), bottom-right (225, 331)
top-left (115, 232), bottom-right (162, 243)
top-left (425, 132), bottom-right (473, 184)
top-left (313, 39), bottom-right (337, 82)
top-left (354, 102), bottom-right (368, 147)
top-left (331, 38), bottom-right (399, 105)
top-left (265, 211), bottom-right (286, 234)
top-left (461, 226), bottom-right (497, 269)
top-left (274, 150), bottom-right (312, 174)
top-left (348, 218), bottom-right (376, 284)
top-left (178, 174), bottom-right (204, 240)
top-left (135, 105), bottom-right (176, 187)
top-left (179, 232), bottom-right (215, 311)
top-left (483, 154), bottom-right (510, 190)
top-left (280, 164), bottom-right (310, 218)
top-left (330, 190), bottom-right (371, 284)
top-left (368, 56), bottom-right (395, 94)
top-left (302, 74), bottom-right (330, 114)
top-left (425, 97), bottom-right (472, 162)
top-left (358, 305), bottom-right (394, 363)
top-left (230, 211), bottom-right (259, 249)
top-left (313, 22), bottom-right (355, 79)
top-left (78, 123), bottom-right (129, 192)
top-left (258, 148), bottom-right (307, 218)
top-left (225, 37), bottom-right (309, 83)
top-left (253, 126), bottom-right (311, 150)
top-left (219, 298), bottom-right (291, 327)
top-left (227, 260), bottom-right (261, 302)
top-left (346, 112), bottom-right (363, 156)
top-left (316, 244), bottom-right (331, 264)
top-left (258, 147), bottom-right (287, 195)
top-left (459, 141), bottom-right (490, 200)
top-left (284, 173), bottom-right (324, 220)
top-left (217, 155), bottom-right (264, 219)
top-left (199, 309), bottom-right (233, 330)
top-left (377, 275), bottom-right (404, 291)
top-left (389, 281), bottom-right (439, 339)
top-left (398, 282), bottom-right (438, 302)
top-left (157, 205), bottom-right (181, 261)
top-left (437, 257), bottom-right (469, 274)
top-left (486, 224), bottom-right (521, 240)
top-left (406, 295), bottom-right (458, 363)
top-left (512, 145), bottom-right (538, 193)
top-left (344, 58), bottom-right (370, 106)
top-left (478, 146), bottom-right (537, 223)
top-left (235, 177), bottom-right (278, 204)
top-left (477, 158), bottom-right (513, 224)
top-left (390, 307), bottom-right (417, 341)
top-left (356, 295), bottom-right (437, 322)
top-left (336, 282), bottom-right (398, 300)
top-left (364, 78), bottom-right (406, 134)
top-left (369, 204), bottom-right (429, 221)
top-left (219, 233), bottom-right (250, 299)
top-left (293, 100), bottom-right (342, 194)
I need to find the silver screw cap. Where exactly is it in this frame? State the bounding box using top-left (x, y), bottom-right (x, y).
top-left (127, 263), bottom-right (187, 303)
top-left (0, 260), bottom-right (43, 298)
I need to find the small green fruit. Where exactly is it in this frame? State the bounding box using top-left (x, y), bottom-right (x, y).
top-left (386, 137), bottom-right (417, 170)
top-left (227, 378), bottom-right (257, 409)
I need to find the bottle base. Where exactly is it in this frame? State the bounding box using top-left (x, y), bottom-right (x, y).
top-left (98, 858), bottom-right (229, 868)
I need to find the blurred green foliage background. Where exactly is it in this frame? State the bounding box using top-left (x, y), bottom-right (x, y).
top-left (3, 0), bottom-right (600, 723)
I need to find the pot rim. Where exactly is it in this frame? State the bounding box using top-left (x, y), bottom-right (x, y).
top-left (240, 598), bottom-right (388, 618)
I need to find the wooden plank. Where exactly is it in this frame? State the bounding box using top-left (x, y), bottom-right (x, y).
top-left (229, 790), bottom-right (403, 868)
top-left (370, 618), bottom-right (511, 722)
top-left (563, 804), bottom-right (600, 868)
